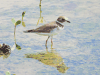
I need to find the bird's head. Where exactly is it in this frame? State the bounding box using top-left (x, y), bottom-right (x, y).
top-left (57, 16), bottom-right (70, 23)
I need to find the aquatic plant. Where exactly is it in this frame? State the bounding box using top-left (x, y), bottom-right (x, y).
top-left (37, 0), bottom-right (46, 25)
top-left (0, 43), bottom-right (11, 59)
top-left (39, 0), bottom-right (42, 6)
top-left (22, 11), bottom-right (26, 27)
top-left (11, 11), bottom-right (26, 50)
top-left (0, 43), bottom-right (11, 54)
top-left (6, 71), bottom-right (11, 75)
top-left (6, 71), bottom-right (16, 75)
top-left (11, 18), bottom-right (21, 50)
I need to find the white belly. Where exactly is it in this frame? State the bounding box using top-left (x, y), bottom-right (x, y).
top-left (37, 26), bottom-right (64, 36)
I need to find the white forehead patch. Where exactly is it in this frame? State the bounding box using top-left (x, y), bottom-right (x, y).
top-left (65, 17), bottom-right (68, 20)
top-left (58, 16), bottom-right (68, 21)
top-left (62, 16), bottom-right (68, 20)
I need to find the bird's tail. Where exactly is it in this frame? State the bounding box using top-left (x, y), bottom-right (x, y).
top-left (23, 29), bottom-right (35, 33)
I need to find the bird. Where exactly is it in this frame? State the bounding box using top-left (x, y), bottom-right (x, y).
top-left (24, 16), bottom-right (70, 46)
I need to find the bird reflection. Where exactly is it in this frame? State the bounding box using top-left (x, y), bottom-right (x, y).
top-left (25, 45), bottom-right (69, 73)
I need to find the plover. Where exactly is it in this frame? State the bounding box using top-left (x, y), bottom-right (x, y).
top-left (24, 16), bottom-right (70, 45)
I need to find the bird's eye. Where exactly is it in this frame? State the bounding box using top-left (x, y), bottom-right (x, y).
top-left (62, 19), bottom-right (65, 21)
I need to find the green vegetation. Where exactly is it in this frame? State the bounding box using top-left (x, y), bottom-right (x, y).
top-left (22, 11), bottom-right (26, 27)
top-left (11, 11), bottom-right (26, 50)
top-left (6, 71), bottom-right (16, 75)
top-left (37, 0), bottom-right (46, 25)
top-left (0, 43), bottom-right (11, 59)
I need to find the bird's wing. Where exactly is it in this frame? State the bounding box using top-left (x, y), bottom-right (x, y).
top-left (24, 22), bottom-right (58, 33)
top-left (35, 24), bottom-right (58, 33)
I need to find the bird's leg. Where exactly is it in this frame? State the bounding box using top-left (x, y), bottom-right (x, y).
top-left (45, 36), bottom-right (50, 46)
top-left (51, 36), bottom-right (53, 46)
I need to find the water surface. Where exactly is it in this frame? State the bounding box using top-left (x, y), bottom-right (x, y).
top-left (0, 0), bottom-right (100, 75)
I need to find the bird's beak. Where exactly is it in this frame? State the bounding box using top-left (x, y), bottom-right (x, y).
top-left (66, 20), bottom-right (70, 23)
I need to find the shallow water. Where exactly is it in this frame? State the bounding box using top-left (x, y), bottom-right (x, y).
top-left (0, 0), bottom-right (100, 75)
